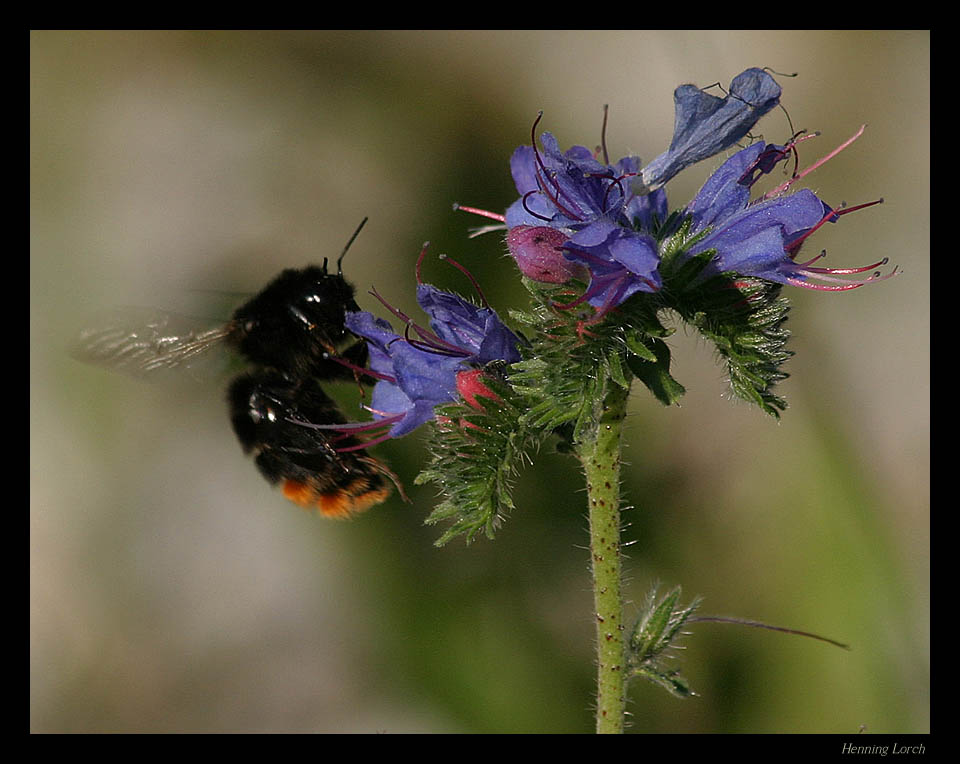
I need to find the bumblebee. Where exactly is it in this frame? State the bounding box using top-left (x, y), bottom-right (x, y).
top-left (73, 219), bottom-right (398, 517)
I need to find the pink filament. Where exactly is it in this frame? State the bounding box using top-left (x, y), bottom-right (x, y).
top-left (452, 203), bottom-right (506, 223)
top-left (765, 124), bottom-right (867, 199)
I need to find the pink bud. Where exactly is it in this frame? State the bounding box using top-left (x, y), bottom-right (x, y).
top-left (456, 369), bottom-right (502, 411)
top-left (506, 226), bottom-right (588, 284)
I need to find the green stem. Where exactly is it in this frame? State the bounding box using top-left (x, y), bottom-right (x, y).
top-left (577, 381), bottom-right (630, 734)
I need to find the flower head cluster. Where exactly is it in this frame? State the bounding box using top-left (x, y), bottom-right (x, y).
top-left (461, 67), bottom-right (896, 323)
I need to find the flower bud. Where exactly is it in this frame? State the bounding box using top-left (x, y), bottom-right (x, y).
top-left (456, 369), bottom-right (502, 411)
top-left (506, 226), bottom-right (588, 284)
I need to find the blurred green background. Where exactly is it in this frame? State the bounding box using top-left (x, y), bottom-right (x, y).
top-left (31, 30), bottom-right (928, 733)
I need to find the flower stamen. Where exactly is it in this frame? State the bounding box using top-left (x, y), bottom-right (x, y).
top-left (529, 112), bottom-right (586, 222)
top-left (415, 241), bottom-right (430, 285)
top-left (438, 253), bottom-right (491, 308)
top-left (786, 198), bottom-right (884, 258)
top-left (599, 103), bottom-right (611, 166)
top-left (598, 171), bottom-right (638, 214)
top-left (370, 283), bottom-right (466, 355)
top-left (521, 190), bottom-right (553, 222)
top-left (788, 259), bottom-right (901, 291)
top-left (764, 124), bottom-right (867, 199)
top-left (320, 350), bottom-right (396, 384)
top-left (803, 256), bottom-right (889, 276)
top-left (738, 131), bottom-right (819, 188)
top-left (286, 411), bottom-right (402, 437)
top-left (403, 321), bottom-right (471, 358)
top-left (450, 203), bottom-right (506, 223)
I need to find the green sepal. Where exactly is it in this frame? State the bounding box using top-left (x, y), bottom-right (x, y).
top-left (509, 282), bottom-right (621, 441)
top-left (618, 293), bottom-right (675, 340)
top-left (607, 346), bottom-right (630, 389)
top-left (636, 213), bottom-right (796, 418)
top-left (660, 246), bottom-right (715, 294)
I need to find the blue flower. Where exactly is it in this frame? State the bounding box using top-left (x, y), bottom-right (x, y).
top-left (505, 68), bottom-right (782, 236)
top-left (681, 134), bottom-right (896, 290)
top-left (345, 283), bottom-right (522, 438)
top-left (414, 285), bottom-right (522, 367)
top-left (639, 67), bottom-right (782, 190)
top-left (466, 69), bottom-right (893, 308)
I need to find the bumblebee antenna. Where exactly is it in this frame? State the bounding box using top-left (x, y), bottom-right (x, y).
top-left (335, 217), bottom-right (369, 275)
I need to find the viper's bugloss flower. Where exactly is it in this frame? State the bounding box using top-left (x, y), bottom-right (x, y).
top-left (639, 67), bottom-right (782, 190)
top-left (505, 131), bottom-right (644, 231)
top-left (682, 130), bottom-right (897, 290)
top-left (344, 274), bottom-right (521, 439)
top-left (459, 67), bottom-right (894, 322)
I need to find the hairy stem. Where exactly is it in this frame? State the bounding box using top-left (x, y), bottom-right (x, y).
top-left (578, 381), bottom-right (630, 734)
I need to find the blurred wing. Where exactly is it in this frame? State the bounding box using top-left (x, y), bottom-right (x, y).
top-left (71, 307), bottom-right (238, 382)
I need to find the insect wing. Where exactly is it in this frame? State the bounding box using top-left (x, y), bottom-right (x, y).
top-left (71, 307), bottom-right (237, 382)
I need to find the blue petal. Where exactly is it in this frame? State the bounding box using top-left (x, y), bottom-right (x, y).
top-left (344, 311), bottom-right (400, 354)
top-left (476, 313), bottom-right (523, 365)
top-left (700, 225), bottom-right (789, 280)
top-left (702, 190), bottom-right (826, 248)
top-left (567, 218), bottom-right (619, 250)
top-left (565, 220), bottom-right (660, 273)
top-left (506, 145), bottom-right (557, 227)
top-left (366, 340), bottom-right (462, 437)
top-left (370, 379), bottom-right (413, 423)
top-left (510, 145), bottom-right (539, 196)
top-left (608, 230), bottom-right (660, 278)
top-left (687, 143), bottom-right (767, 231)
top-left (563, 220), bottom-right (662, 307)
top-left (417, 284), bottom-right (522, 364)
top-left (626, 187), bottom-right (669, 232)
top-left (391, 342), bottom-right (461, 404)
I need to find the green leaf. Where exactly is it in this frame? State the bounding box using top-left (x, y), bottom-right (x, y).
top-left (634, 667), bottom-right (696, 699)
top-left (623, 327), bottom-right (658, 362)
top-left (607, 347), bottom-right (630, 389)
top-left (624, 338), bottom-right (686, 407)
top-left (626, 585), bottom-right (702, 699)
